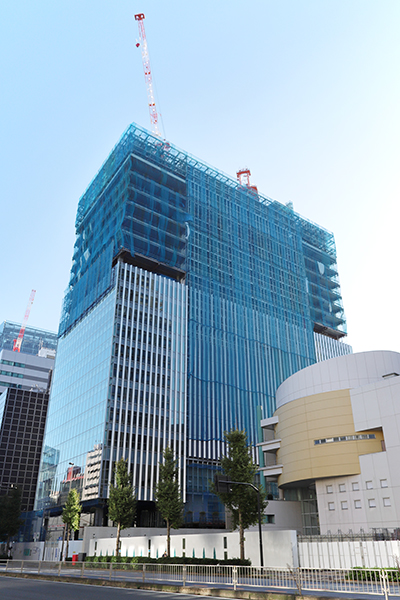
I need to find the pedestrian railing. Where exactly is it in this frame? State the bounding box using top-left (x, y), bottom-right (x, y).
top-left (1, 560), bottom-right (399, 597)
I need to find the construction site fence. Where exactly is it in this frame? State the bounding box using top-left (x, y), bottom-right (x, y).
top-left (1, 560), bottom-right (400, 597)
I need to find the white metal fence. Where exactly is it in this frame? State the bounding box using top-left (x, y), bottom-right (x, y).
top-left (299, 538), bottom-right (400, 569)
top-left (1, 560), bottom-right (400, 597)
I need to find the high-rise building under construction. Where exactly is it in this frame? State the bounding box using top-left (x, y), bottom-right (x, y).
top-left (35, 124), bottom-right (350, 524)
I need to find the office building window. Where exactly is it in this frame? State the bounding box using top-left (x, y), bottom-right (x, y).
top-left (366, 481), bottom-right (373, 490)
top-left (354, 500), bottom-right (362, 509)
top-left (339, 483), bottom-right (346, 493)
top-left (265, 515), bottom-right (275, 524)
top-left (352, 482), bottom-right (359, 491)
top-left (328, 502), bottom-right (335, 511)
top-left (368, 498), bottom-right (376, 508)
top-left (383, 498), bottom-right (391, 507)
top-left (380, 479), bottom-right (388, 488)
top-left (326, 485), bottom-right (333, 494)
top-left (341, 501), bottom-right (348, 510)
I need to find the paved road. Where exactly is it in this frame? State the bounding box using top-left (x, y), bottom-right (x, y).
top-left (0, 578), bottom-right (216, 600)
top-left (1, 575), bottom-right (399, 600)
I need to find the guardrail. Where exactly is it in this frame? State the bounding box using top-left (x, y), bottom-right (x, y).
top-left (1, 560), bottom-right (399, 597)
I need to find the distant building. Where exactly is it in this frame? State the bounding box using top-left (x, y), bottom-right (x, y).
top-left (0, 337), bottom-right (56, 513)
top-left (0, 321), bottom-right (57, 357)
top-left (0, 349), bottom-right (55, 394)
top-left (0, 386), bottom-right (50, 512)
top-left (259, 351), bottom-right (400, 535)
top-left (36, 122), bottom-right (349, 524)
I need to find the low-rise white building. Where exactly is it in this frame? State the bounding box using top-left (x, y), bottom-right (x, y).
top-left (259, 350), bottom-right (400, 535)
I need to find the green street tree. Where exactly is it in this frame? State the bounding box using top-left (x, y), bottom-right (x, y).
top-left (216, 429), bottom-right (268, 561)
top-left (0, 486), bottom-right (22, 552)
top-left (108, 459), bottom-right (136, 557)
top-left (62, 489), bottom-right (81, 561)
top-left (155, 447), bottom-right (184, 557)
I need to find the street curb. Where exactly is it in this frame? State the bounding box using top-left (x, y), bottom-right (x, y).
top-left (0, 571), bottom-right (345, 600)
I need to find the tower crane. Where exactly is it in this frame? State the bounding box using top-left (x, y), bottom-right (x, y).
top-left (134, 13), bottom-right (162, 138)
top-left (236, 168), bottom-right (258, 194)
top-left (13, 289), bottom-right (36, 352)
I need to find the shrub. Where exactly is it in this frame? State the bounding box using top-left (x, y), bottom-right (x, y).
top-left (346, 567), bottom-right (398, 582)
top-left (85, 555), bottom-right (250, 566)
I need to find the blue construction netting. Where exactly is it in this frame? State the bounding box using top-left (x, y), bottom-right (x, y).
top-left (0, 321), bottom-right (57, 355)
top-left (58, 121), bottom-right (346, 460)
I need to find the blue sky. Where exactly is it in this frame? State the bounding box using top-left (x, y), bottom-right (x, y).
top-left (1, 1), bottom-right (399, 353)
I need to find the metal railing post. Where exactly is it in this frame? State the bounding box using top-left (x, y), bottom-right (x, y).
top-left (380, 569), bottom-right (389, 600)
top-left (58, 561), bottom-right (62, 576)
top-left (38, 560), bottom-right (41, 574)
top-left (20, 561), bottom-right (24, 574)
top-left (142, 563), bottom-right (146, 582)
top-left (5, 560), bottom-right (9, 573)
top-left (183, 565), bottom-right (187, 587)
top-left (232, 566), bottom-right (237, 591)
top-left (81, 561), bottom-right (85, 577)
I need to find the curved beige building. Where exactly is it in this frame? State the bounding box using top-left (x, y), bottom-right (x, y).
top-left (260, 351), bottom-right (400, 534)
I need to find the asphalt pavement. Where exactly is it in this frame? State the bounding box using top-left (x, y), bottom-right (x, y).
top-left (0, 578), bottom-right (215, 600)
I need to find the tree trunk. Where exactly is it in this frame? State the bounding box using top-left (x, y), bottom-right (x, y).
top-left (116, 522), bottom-right (121, 557)
top-left (65, 527), bottom-right (70, 562)
top-left (167, 518), bottom-right (170, 557)
top-left (239, 511), bottom-right (245, 561)
top-left (60, 525), bottom-right (66, 561)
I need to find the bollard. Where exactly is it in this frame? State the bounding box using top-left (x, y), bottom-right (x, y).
top-left (109, 562), bottom-right (113, 581)
top-left (58, 561), bottom-right (62, 576)
top-left (38, 561), bottom-right (41, 574)
top-left (20, 561), bottom-right (24, 574)
top-left (81, 561), bottom-right (85, 577)
top-left (5, 560), bottom-right (9, 573)
top-left (142, 563), bottom-right (146, 583)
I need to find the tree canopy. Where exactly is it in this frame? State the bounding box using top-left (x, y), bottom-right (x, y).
top-left (0, 487), bottom-right (22, 549)
top-left (216, 429), bottom-right (268, 560)
top-left (108, 458), bottom-right (136, 557)
top-left (62, 488), bottom-right (81, 561)
top-left (155, 446), bottom-right (184, 556)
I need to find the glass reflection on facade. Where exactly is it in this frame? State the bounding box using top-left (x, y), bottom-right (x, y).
top-left (36, 123), bottom-right (347, 523)
top-left (35, 289), bottom-right (115, 510)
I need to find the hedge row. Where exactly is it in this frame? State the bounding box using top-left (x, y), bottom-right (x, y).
top-left (85, 555), bottom-right (251, 566)
top-left (346, 567), bottom-right (400, 582)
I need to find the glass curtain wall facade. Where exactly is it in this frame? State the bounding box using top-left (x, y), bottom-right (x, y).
top-left (36, 123), bottom-right (346, 523)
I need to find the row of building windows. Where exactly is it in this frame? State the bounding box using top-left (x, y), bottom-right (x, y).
top-left (315, 434), bottom-right (376, 445)
top-left (328, 498), bottom-right (391, 510)
top-left (0, 381), bottom-right (22, 389)
top-left (0, 370), bottom-right (24, 378)
top-left (0, 359), bottom-right (26, 368)
top-left (326, 479), bottom-right (388, 494)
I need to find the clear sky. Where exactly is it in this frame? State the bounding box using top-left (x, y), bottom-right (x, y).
top-left (1, 1), bottom-right (399, 354)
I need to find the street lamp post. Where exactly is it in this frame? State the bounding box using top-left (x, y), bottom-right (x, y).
top-left (215, 475), bottom-right (265, 567)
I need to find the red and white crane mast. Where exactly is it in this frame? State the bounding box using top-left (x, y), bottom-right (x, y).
top-left (13, 289), bottom-right (36, 352)
top-left (134, 13), bottom-right (161, 138)
top-left (236, 168), bottom-right (258, 194)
